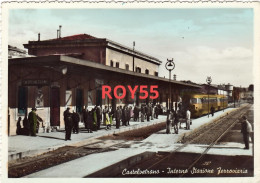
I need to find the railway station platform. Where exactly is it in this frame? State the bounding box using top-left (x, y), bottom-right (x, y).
top-left (21, 105), bottom-right (254, 178)
top-left (8, 115), bottom-right (168, 161)
top-left (8, 105), bottom-right (252, 167)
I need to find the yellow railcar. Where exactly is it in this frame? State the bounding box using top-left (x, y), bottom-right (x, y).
top-left (182, 94), bottom-right (228, 117)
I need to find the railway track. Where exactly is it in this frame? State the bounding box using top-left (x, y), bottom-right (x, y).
top-left (131, 104), bottom-right (252, 177)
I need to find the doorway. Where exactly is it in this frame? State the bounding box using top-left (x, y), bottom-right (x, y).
top-left (50, 87), bottom-right (60, 126)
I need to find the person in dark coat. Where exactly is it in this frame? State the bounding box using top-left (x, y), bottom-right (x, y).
top-left (133, 105), bottom-right (138, 121)
top-left (83, 106), bottom-right (88, 129)
top-left (16, 117), bottom-right (22, 135)
top-left (72, 111), bottom-right (80, 134)
top-left (121, 106), bottom-right (125, 126)
top-left (28, 108), bottom-right (38, 136)
top-left (64, 107), bottom-right (73, 141)
top-left (103, 106), bottom-right (108, 125)
top-left (115, 106), bottom-right (121, 129)
top-left (173, 109), bottom-right (180, 134)
top-left (87, 108), bottom-right (93, 133)
top-left (241, 116), bottom-right (252, 149)
top-left (141, 106), bottom-right (145, 122)
top-left (126, 106), bottom-right (130, 126)
top-left (154, 105), bottom-right (159, 119)
top-left (96, 106), bottom-right (101, 130)
top-left (166, 110), bottom-right (173, 134)
top-left (23, 116), bottom-right (30, 136)
top-left (119, 106), bottom-right (123, 125)
top-left (210, 106), bottom-right (215, 117)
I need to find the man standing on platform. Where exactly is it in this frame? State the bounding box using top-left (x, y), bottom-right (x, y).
top-left (72, 111), bottom-right (80, 134)
top-left (64, 107), bottom-right (73, 141)
top-left (241, 116), bottom-right (253, 150)
top-left (115, 106), bottom-right (121, 129)
top-left (186, 109), bottom-right (191, 130)
top-left (28, 108), bottom-right (38, 136)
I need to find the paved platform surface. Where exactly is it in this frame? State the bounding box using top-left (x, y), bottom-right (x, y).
top-left (21, 107), bottom-right (254, 178)
top-left (9, 115), bottom-right (167, 160)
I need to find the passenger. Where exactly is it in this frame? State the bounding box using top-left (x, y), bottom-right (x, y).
top-left (133, 105), bottom-right (138, 121)
top-left (96, 106), bottom-right (102, 130)
top-left (28, 108), bottom-right (38, 136)
top-left (109, 107), bottom-right (113, 127)
top-left (115, 106), bottom-right (121, 129)
top-left (72, 111), bottom-right (80, 134)
top-left (103, 106), bottom-right (108, 126)
top-left (16, 117), bottom-right (22, 135)
top-left (87, 108), bottom-right (93, 133)
top-left (173, 109), bottom-right (180, 134)
top-left (241, 116), bottom-right (253, 150)
top-left (92, 107), bottom-right (97, 131)
top-left (126, 106), bottom-right (130, 126)
top-left (186, 109), bottom-right (191, 130)
top-left (210, 106), bottom-right (215, 117)
top-left (22, 116), bottom-right (30, 136)
top-left (82, 106), bottom-right (88, 129)
top-left (119, 106), bottom-right (123, 125)
top-left (64, 107), bottom-right (73, 140)
top-left (105, 109), bottom-right (111, 130)
top-left (166, 110), bottom-right (173, 134)
top-left (141, 106), bottom-right (145, 122)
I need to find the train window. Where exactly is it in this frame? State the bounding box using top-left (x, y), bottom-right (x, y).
top-left (190, 98), bottom-right (197, 104)
top-left (197, 98), bottom-right (202, 104)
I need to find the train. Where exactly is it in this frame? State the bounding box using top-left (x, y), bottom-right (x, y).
top-left (181, 94), bottom-right (228, 118)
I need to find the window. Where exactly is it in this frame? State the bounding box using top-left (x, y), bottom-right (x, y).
top-left (110, 60), bottom-right (114, 67)
top-left (125, 64), bottom-right (129, 71)
top-left (18, 86), bottom-right (27, 114)
top-left (145, 69), bottom-right (149, 75)
top-left (116, 62), bottom-right (119, 68)
top-left (136, 67), bottom-right (141, 73)
top-left (190, 98), bottom-right (197, 104)
top-left (76, 89), bottom-right (84, 113)
top-left (154, 72), bottom-right (158, 76)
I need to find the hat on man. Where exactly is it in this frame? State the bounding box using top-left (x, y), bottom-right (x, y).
top-left (32, 107), bottom-right (37, 111)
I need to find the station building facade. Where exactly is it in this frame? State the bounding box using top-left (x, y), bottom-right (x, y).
top-left (8, 34), bottom-right (200, 136)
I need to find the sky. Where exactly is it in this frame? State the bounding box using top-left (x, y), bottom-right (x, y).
top-left (8, 8), bottom-right (254, 87)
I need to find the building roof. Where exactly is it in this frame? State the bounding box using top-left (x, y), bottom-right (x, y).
top-left (23, 33), bottom-right (162, 65)
top-left (48, 34), bottom-right (97, 41)
top-left (9, 55), bottom-right (200, 89)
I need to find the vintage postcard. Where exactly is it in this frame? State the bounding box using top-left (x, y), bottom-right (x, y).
top-left (1, 1), bottom-right (260, 183)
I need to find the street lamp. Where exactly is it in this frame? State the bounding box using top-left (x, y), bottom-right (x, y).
top-left (206, 76), bottom-right (212, 118)
top-left (165, 58), bottom-right (175, 111)
top-left (133, 41), bottom-right (135, 72)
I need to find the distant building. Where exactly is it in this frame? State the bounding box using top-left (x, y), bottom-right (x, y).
top-left (8, 45), bottom-right (28, 58)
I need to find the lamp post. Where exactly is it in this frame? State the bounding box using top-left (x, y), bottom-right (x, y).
top-left (165, 58), bottom-right (175, 111)
top-left (133, 41), bottom-right (135, 72)
top-left (223, 85), bottom-right (224, 112)
top-left (206, 76), bottom-right (212, 118)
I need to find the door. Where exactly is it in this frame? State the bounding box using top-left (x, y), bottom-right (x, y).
top-left (76, 89), bottom-right (83, 113)
top-left (50, 87), bottom-right (60, 126)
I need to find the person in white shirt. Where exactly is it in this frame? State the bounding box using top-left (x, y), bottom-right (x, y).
top-left (186, 109), bottom-right (191, 130)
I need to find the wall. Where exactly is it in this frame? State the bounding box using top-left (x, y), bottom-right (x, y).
top-left (106, 48), bottom-right (159, 75)
top-left (28, 46), bottom-right (106, 65)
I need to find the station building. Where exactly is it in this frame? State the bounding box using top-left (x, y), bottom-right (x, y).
top-left (8, 33), bottom-right (200, 136)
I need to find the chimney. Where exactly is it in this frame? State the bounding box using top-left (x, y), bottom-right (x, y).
top-left (59, 25), bottom-right (62, 38)
top-left (38, 33), bottom-right (40, 41)
top-left (57, 30), bottom-right (59, 39)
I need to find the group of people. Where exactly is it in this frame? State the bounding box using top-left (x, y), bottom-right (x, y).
top-left (63, 104), bottom-right (162, 141)
top-left (166, 108), bottom-right (191, 134)
top-left (16, 107), bottom-right (43, 136)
